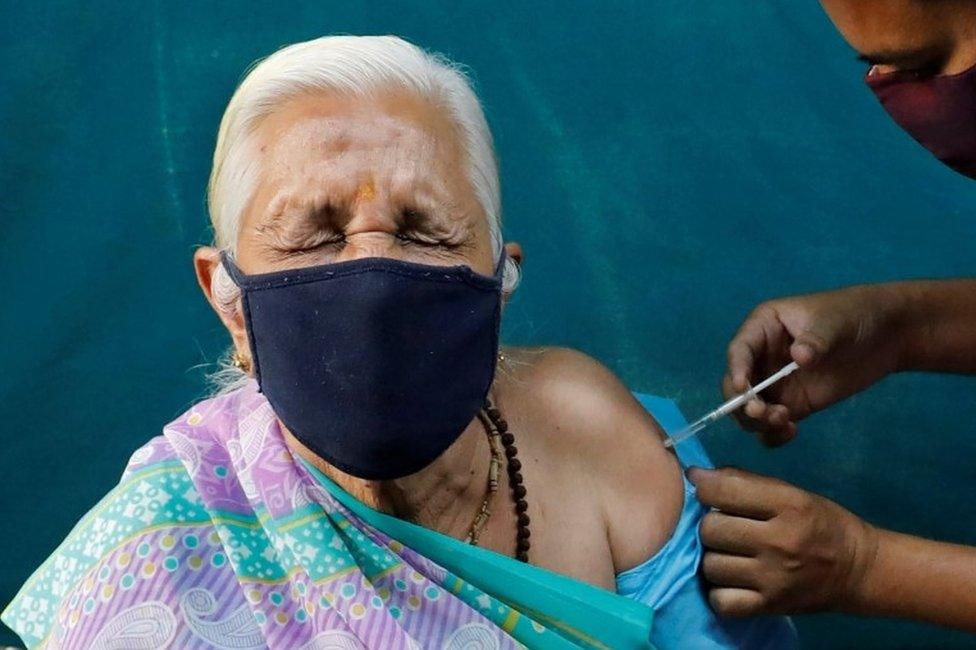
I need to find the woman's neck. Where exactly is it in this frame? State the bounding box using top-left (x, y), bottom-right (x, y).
top-left (282, 414), bottom-right (492, 537)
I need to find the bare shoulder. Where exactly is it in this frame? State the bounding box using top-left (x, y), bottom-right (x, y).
top-left (496, 346), bottom-right (684, 573)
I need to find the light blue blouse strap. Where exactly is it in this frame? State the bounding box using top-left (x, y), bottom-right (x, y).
top-left (630, 393), bottom-right (713, 470)
top-left (623, 392), bottom-right (799, 649)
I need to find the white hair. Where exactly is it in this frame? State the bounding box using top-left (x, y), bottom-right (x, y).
top-left (204, 35), bottom-right (518, 395)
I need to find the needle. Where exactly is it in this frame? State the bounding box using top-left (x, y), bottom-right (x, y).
top-left (663, 361), bottom-right (800, 448)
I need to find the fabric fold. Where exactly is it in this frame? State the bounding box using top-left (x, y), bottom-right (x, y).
top-left (2, 381), bottom-right (657, 649)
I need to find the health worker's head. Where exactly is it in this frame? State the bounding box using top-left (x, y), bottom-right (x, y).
top-left (820, 0), bottom-right (976, 178)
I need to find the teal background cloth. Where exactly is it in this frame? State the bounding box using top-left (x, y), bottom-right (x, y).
top-left (2, 2), bottom-right (975, 647)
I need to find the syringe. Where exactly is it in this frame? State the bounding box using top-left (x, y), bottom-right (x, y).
top-left (663, 361), bottom-right (800, 448)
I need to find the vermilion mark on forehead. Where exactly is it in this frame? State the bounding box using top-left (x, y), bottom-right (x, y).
top-left (354, 178), bottom-right (376, 203)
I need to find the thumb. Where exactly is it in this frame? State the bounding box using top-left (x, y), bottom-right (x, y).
top-left (790, 338), bottom-right (821, 366)
top-left (790, 321), bottom-right (841, 367)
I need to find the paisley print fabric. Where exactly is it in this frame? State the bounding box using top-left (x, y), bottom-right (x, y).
top-left (2, 380), bottom-right (656, 649)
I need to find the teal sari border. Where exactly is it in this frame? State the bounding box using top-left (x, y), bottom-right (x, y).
top-left (297, 456), bottom-right (656, 649)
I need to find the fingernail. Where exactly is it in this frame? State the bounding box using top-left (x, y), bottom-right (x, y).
top-left (744, 399), bottom-right (765, 418)
top-left (792, 342), bottom-right (815, 364)
top-left (685, 466), bottom-right (706, 482)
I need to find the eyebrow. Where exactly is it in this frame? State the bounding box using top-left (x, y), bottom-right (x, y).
top-left (288, 191), bottom-right (347, 221)
top-left (400, 185), bottom-right (464, 223)
top-left (399, 203), bottom-right (460, 239)
top-left (257, 181), bottom-right (468, 238)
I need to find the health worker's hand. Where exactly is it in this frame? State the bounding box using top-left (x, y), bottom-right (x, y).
top-left (689, 467), bottom-right (878, 617)
top-left (722, 284), bottom-right (909, 446)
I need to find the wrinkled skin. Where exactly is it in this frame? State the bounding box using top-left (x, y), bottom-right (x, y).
top-left (193, 89), bottom-right (684, 592)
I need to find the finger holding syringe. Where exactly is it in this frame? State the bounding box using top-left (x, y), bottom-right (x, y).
top-left (664, 362), bottom-right (800, 448)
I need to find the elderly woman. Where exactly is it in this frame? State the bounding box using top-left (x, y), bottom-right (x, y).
top-left (2, 36), bottom-right (795, 649)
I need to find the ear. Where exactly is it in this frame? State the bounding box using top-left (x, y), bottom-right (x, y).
top-left (193, 246), bottom-right (252, 363)
top-left (502, 241), bottom-right (523, 307)
top-left (504, 241), bottom-right (523, 268)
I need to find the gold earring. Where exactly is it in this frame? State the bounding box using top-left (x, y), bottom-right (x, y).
top-left (232, 351), bottom-right (252, 373)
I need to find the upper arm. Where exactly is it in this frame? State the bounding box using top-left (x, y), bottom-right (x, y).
top-left (520, 347), bottom-right (684, 574)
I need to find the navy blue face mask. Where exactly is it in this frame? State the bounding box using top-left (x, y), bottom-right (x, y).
top-left (220, 251), bottom-right (506, 480)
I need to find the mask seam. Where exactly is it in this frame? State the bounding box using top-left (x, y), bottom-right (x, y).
top-left (239, 292), bottom-right (264, 388)
top-left (237, 265), bottom-right (502, 293)
top-left (222, 253), bottom-right (505, 293)
top-left (483, 289), bottom-right (502, 400)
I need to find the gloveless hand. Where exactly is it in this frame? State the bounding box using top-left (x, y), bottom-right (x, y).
top-left (689, 467), bottom-right (879, 616)
top-left (722, 283), bottom-right (910, 446)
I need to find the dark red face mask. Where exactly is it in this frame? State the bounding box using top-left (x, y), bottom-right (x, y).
top-left (865, 60), bottom-right (976, 179)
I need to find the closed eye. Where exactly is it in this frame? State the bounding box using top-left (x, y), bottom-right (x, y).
top-left (892, 62), bottom-right (941, 78)
top-left (397, 205), bottom-right (463, 248)
top-left (271, 233), bottom-right (345, 257)
top-left (395, 232), bottom-right (450, 247)
top-left (315, 235), bottom-right (346, 248)
top-left (857, 49), bottom-right (947, 77)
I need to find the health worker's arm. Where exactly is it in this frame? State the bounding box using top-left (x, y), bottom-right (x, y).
top-left (897, 279), bottom-right (976, 373)
top-left (721, 279), bottom-right (976, 446)
top-left (690, 467), bottom-right (976, 632)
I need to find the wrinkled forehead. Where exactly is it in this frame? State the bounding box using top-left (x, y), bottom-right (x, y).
top-left (251, 90), bottom-right (469, 200)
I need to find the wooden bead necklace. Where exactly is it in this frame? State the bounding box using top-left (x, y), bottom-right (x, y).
top-left (465, 397), bottom-right (531, 562)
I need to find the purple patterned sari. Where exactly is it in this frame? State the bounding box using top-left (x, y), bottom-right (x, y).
top-left (2, 380), bottom-right (655, 649)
